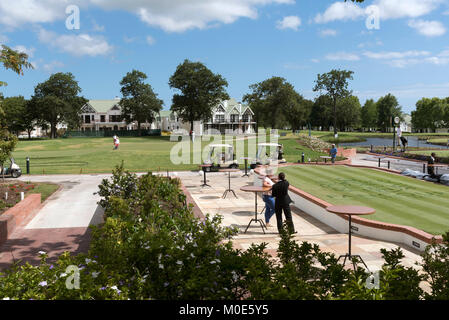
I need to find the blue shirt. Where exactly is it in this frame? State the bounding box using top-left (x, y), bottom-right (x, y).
top-left (330, 148), bottom-right (338, 158)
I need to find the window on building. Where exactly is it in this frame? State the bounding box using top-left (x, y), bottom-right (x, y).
top-left (84, 115), bottom-right (91, 124)
top-left (231, 114), bottom-right (239, 123)
top-left (101, 115), bottom-right (105, 123)
top-left (242, 114), bottom-right (250, 122)
top-left (215, 115), bottom-right (225, 123)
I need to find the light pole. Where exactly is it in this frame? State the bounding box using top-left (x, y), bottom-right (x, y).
top-left (392, 116), bottom-right (400, 152)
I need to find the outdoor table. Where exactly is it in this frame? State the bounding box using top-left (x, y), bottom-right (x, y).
top-left (240, 157), bottom-right (251, 177)
top-left (427, 164), bottom-right (448, 175)
top-left (241, 185), bottom-right (271, 234)
top-left (326, 205), bottom-right (376, 271)
top-left (198, 164), bottom-right (212, 188)
top-left (219, 168), bottom-right (240, 199)
top-left (320, 156), bottom-right (332, 163)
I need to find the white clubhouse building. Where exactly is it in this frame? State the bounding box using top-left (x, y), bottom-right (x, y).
top-left (79, 98), bottom-right (256, 135)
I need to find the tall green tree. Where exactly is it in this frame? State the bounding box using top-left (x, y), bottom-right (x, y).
top-left (336, 95), bottom-right (362, 131)
top-left (361, 99), bottom-right (378, 130)
top-left (376, 94), bottom-right (402, 132)
top-left (169, 59), bottom-right (229, 135)
top-left (31, 73), bottom-right (87, 139)
top-left (1, 96), bottom-right (37, 138)
top-left (310, 95), bottom-right (333, 130)
top-left (411, 98), bottom-right (447, 132)
top-left (119, 70), bottom-right (163, 136)
top-left (313, 69), bottom-right (354, 136)
top-left (1, 96), bottom-right (28, 135)
top-left (243, 77), bottom-right (300, 130)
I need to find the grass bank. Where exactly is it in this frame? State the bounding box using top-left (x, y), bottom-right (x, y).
top-left (282, 165), bottom-right (449, 235)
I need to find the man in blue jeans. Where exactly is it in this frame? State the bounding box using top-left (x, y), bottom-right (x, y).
top-left (262, 175), bottom-right (275, 227)
top-left (330, 144), bottom-right (338, 164)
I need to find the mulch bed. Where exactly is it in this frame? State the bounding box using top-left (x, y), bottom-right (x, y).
top-left (0, 181), bottom-right (37, 215)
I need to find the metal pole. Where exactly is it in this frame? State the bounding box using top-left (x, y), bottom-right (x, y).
top-left (26, 157), bottom-right (30, 174)
top-left (349, 215), bottom-right (352, 257)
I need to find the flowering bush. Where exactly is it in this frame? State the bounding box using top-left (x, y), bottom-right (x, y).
top-left (1, 163), bottom-right (449, 300)
top-left (297, 135), bottom-right (332, 153)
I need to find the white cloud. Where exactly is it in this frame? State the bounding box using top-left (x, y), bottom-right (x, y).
top-left (0, 0), bottom-right (77, 28)
top-left (42, 60), bottom-right (65, 73)
top-left (38, 28), bottom-right (113, 57)
top-left (0, 0), bottom-right (295, 32)
top-left (13, 45), bottom-right (36, 58)
top-left (277, 16), bottom-right (301, 31)
top-left (363, 49), bottom-right (449, 68)
top-left (314, 0), bottom-right (443, 24)
top-left (319, 29), bottom-right (337, 37)
top-left (373, 0), bottom-right (442, 20)
top-left (91, 0), bottom-right (295, 32)
top-left (325, 52), bottom-right (360, 61)
top-left (363, 50), bottom-right (431, 60)
top-left (146, 35), bottom-right (156, 45)
top-left (408, 19), bottom-right (446, 37)
top-left (315, 2), bottom-right (365, 23)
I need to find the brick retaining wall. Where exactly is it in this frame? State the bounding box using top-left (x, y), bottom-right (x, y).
top-left (0, 194), bottom-right (41, 246)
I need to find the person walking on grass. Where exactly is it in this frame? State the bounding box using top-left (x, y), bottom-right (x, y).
top-left (271, 172), bottom-right (296, 234)
top-left (113, 135), bottom-right (120, 150)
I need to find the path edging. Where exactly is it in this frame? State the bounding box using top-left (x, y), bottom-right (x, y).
top-left (0, 194), bottom-right (42, 246)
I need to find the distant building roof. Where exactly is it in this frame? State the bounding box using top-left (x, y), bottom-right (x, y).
top-left (87, 100), bottom-right (120, 113)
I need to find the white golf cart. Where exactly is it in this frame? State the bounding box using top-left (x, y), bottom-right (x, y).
top-left (0, 158), bottom-right (22, 178)
top-left (250, 143), bottom-right (286, 169)
top-left (203, 144), bottom-right (239, 172)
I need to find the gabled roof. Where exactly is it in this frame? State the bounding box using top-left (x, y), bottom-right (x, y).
top-left (86, 100), bottom-right (121, 113)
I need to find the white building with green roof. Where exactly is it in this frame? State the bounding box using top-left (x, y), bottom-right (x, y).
top-left (79, 98), bottom-right (255, 135)
top-left (156, 98), bottom-right (255, 135)
top-left (79, 99), bottom-right (157, 132)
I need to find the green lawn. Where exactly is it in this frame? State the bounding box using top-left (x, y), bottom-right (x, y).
top-left (281, 165), bottom-right (449, 235)
top-left (12, 135), bottom-right (327, 174)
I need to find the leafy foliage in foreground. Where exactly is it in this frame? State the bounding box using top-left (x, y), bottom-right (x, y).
top-left (0, 164), bottom-right (448, 300)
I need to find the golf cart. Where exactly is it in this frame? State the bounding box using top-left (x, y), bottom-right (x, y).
top-left (203, 144), bottom-right (239, 172)
top-left (250, 143), bottom-right (286, 169)
top-left (0, 158), bottom-right (22, 178)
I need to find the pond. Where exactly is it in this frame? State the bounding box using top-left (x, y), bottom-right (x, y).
top-left (340, 136), bottom-right (449, 149)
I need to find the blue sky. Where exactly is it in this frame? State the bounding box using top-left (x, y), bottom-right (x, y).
top-left (1, 0), bottom-right (449, 114)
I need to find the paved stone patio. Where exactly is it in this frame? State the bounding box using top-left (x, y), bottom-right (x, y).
top-left (174, 170), bottom-right (424, 272)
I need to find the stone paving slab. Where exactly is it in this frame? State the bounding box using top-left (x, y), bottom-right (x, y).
top-left (177, 170), bottom-right (424, 271)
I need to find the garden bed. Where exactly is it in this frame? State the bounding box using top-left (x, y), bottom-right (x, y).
top-left (0, 181), bottom-right (59, 215)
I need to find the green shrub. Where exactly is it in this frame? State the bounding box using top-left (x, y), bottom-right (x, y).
top-left (0, 164), bottom-right (447, 300)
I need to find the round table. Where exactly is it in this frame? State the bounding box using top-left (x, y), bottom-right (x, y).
top-left (326, 205), bottom-right (376, 271)
top-left (219, 168), bottom-right (240, 199)
top-left (240, 157), bottom-right (251, 177)
top-left (198, 164), bottom-right (212, 188)
top-left (241, 185), bottom-right (271, 234)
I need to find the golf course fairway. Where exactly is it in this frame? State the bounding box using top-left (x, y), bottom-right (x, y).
top-left (281, 165), bottom-right (449, 235)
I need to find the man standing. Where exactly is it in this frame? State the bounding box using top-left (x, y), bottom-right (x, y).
top-left (330, 144), bottom-right (338, 164)
top-left (428, 152), bottom-right (441, 182)
top-left (271, 172), bottom-right (296, 234)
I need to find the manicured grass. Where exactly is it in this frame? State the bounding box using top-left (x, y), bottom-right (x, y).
top-left (28, 183), bottom-right (60, 201)
top-left (407, 149), bottom-right (449, 157)
top-left (13, 135), bottom-right (326, 174)
top-left (281, 165), bottom-right (449, 235)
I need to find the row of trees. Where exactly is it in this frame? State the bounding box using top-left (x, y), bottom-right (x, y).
top-left (412, 97), bottom-right (449, 131)
top-left (1, 70), bottom-right (165, 139)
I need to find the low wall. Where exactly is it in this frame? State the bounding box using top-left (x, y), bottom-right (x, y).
top-left (255, 165), bottom-right (442, 251)
top-left (0, 194), bottom-right (41, 246)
